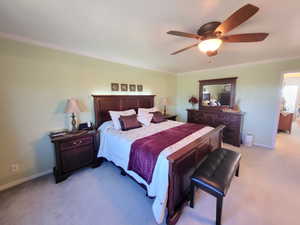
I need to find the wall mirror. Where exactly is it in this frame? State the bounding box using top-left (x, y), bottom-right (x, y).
top-left (199, 77), bottom-right (237, 108)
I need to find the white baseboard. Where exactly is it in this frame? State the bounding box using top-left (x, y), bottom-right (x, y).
top-left (254, 143), bottom-right (274, 149)
top-left (0, 170), bottom-right (52, 192)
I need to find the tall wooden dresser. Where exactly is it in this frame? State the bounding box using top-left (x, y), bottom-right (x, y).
top-left (188, 109), bottom-right (244, 147)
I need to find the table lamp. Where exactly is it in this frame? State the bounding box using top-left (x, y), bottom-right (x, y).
top-left (65, 98), bottom-right (81, 132)
top-left (161, 97), bottom-right (169, 116)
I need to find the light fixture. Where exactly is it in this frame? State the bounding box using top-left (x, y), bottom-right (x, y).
top-left (65, 98), bottom-right (81, 132)
top-left (198, 38), bottom-right (223, 53)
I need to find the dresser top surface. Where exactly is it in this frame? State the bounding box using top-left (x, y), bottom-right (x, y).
top-left (187, 109), bottom-right (245, 116)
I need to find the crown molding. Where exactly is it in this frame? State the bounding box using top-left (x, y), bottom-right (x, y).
top-left (2, 32), bottom-right (299, 76)
top-left (176, 56), bottom-right (300, 76)
top-left (0, 32), bottom-right (175, 76)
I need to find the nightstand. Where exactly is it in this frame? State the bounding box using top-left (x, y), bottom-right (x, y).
top-left (164, 114), bottom-right (177, 121)
top-left (50, 130), bottom-right (99, 183)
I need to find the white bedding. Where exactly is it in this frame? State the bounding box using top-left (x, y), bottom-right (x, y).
top-left (98, 120), bottom-right (214, 224)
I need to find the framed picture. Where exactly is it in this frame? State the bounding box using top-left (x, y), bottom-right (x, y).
top-left (129, 84), bottom-right (136, 92)
top-left (121, 84), bottom-right (128, 91)
top-left (111, 83), bottom-right (119, 91)
top-left (137, 84), bottom-right (143, 92)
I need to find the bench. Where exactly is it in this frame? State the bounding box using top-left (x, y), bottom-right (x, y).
top-left (190, 148), bottom-right (241, 225)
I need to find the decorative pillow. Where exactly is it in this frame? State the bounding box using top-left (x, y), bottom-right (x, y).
top-left (138, 107), bottom-right (159, 115)
top-left (137, 113), bottom-right (153, 126)
top-left (109, 109), bottom-right (136, 130)
top-left (119, 114), bottom-right (142, 131)
top-left (150, 111), bottom-right (167, 123)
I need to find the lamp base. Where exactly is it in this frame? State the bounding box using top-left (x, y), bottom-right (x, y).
top-left (163, 105), bottom-right (167, 116)
top-left (71, 113), bottom-right (77, 132)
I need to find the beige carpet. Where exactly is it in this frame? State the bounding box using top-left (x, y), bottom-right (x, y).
top-left (1, 124), bottom-right (300, 225)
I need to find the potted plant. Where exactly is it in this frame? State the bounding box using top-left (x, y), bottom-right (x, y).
top-left (188, 96), bottom-right (198, 109)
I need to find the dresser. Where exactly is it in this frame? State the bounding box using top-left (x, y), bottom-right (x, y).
top-left (278, 112), bottom-right (293, 133)
top-left (50, 130), bottom-right (99, 183)
top-left (187, 109), bottom-right (244, 147)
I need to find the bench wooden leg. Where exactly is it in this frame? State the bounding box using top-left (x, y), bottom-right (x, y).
top-left (235, 164), bottom-right (240, 177)
top-left (216, 196), bottom-right (223, 225)
top-left (120, 168), bottom-right (126, 176)
top-left (190, 183), bottom-right (195, 208)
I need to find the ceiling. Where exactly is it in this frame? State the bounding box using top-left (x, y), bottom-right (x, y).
top-left (0, 0), bottom-right (299, 73)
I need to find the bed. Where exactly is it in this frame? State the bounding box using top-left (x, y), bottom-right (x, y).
top-left (93, 95), bottom-right (224, 225)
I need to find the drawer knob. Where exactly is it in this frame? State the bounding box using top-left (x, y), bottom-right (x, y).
top-left (73, 140), bottom-right (82, 145)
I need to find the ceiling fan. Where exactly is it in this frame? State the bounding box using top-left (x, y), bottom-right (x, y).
top-left (167, 4), bottom-right (269, 57)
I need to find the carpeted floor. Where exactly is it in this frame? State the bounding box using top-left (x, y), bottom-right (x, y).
top-left (1, 123), bottom-right (299, 225)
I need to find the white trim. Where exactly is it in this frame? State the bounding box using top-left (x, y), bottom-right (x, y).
top-left (271, 72), bottom-right (285, 149)
top-left (270, 69), bottom-right (300, 148)
top-left (254, 143), bottom-right (273, 149)
top-left (0, 170), bottom-right (52, 192)
top-left (177, 56), bottom-right (300, 75)
top-left (0, 32), bottom-right (174, 75)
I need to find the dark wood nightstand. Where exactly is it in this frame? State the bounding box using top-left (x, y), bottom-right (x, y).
top-left (49, 130), bottom-right (100, 183)
top-left (164, 114), bottom-right (177, 121)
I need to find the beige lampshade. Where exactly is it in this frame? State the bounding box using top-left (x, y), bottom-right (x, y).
top-left (64, 98), bottom-right (81, 114)
top-left (161, 97), bottom-right (169, 105)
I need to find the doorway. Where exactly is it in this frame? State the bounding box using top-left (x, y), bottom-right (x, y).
top-left (275, 72), bottom-right (300, 147)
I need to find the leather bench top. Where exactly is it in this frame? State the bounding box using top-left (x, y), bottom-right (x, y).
top-left (192, 148), bottom-right (241, 197)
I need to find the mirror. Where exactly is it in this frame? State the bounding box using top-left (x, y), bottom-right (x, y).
top-left (199, 77), bottom-right (237, 108)
top-left (203, 84), bottom-right (232, 106)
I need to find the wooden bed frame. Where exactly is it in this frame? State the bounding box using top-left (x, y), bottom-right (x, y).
top-left (92, 95), bottom-right (224, 225)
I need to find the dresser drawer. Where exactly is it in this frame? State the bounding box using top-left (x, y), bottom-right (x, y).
top-left (187, 109), bottom-right (243, 147)
top-left (223, 127), bottom-right (240, 146)
top-left (60, 136), bottom-right (93, 151)
top-left (61, 145), bottom-right (94, 172)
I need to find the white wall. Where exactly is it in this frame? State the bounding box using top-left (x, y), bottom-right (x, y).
top-left (176, 58), bottom-right (300, 148)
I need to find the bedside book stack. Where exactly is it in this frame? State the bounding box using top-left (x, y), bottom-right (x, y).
top-left (49, 129), bottom-right (68, 138)
top-left (49, 130), bottom-right (89, 141)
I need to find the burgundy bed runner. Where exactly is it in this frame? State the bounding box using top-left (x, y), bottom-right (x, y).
top-left (128, 123), bottom-right (205, 184)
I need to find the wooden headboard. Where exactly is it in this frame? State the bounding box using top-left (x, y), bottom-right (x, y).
top-left (92, 95), bottom-right (155, 128)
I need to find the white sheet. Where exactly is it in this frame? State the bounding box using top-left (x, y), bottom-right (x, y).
top-left (98, 120), bottom-right (214, 224)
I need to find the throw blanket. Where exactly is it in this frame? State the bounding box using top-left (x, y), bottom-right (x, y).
top-left (128, 123), bottom-right (205, 184)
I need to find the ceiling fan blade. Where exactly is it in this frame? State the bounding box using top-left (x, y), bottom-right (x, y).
top-left (167, 30), bottom-right (202, 39)
top-left (221, 33), bottom-right (269, 42)
top-left (170, 43), bottom-right (199, 55)
top-left (215, 4), bottom-right (259, 34)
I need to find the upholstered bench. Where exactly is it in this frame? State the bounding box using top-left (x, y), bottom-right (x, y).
top-left (190, 148), bottom-right (241, 225)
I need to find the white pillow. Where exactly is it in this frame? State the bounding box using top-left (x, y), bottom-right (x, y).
top-left (109, 109), bottom-right (136, 130)
top-left (138, 107), bottom-right (159, 115)
top-left (137, 113), bottom-right (153, 126)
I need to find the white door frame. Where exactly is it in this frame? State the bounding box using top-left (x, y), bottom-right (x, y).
top-left (271, 70), bottom-right (300, 148)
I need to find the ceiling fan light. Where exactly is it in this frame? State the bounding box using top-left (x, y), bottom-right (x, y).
top-left (198, 39), bottom-right (222, 53)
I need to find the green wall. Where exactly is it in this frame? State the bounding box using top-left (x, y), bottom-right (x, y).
top-left (176, 58), bottom-right (300, 147)
top-left (1, 35), bottom-right (300, 188)
top-left (0, 37), bottom-right (176, 186)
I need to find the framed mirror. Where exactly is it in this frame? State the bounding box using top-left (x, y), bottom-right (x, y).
top-left (199, 77), bottom-right (237, 109)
